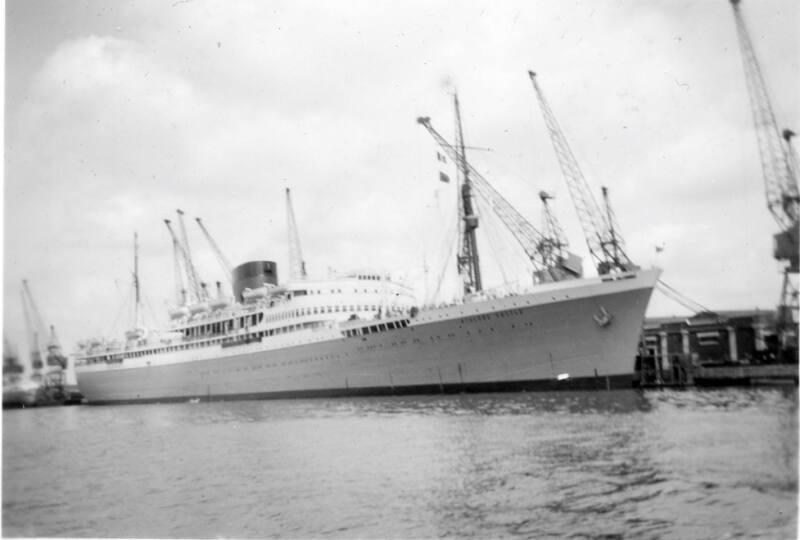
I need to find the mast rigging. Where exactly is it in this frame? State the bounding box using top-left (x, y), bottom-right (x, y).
top-left (133, 232), bottom-right (141, 327)
top-left (417, 115), bottom-right (582, 281)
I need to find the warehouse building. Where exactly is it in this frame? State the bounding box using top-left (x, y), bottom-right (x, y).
top-left (636, 309), bottom-right (788, 385)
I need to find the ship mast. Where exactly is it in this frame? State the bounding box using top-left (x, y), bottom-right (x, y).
top-left (133, 232), bottom-right (141, 328)
top-left (453, 92), bottom-right (482, 294)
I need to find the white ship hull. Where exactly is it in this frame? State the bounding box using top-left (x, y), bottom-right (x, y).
top-left (76, 269), bottom-right (659, 404)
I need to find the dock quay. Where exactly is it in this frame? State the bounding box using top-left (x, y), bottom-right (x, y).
top-left (636, 356), bottom-right (797, 389)
top-left (636, 309), bottom-right (798, 389)
top-left (694, 364), bottom-right (798, 387)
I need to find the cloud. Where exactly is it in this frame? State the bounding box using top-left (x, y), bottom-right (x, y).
top-left (4, 0), bottom-right (799, 358)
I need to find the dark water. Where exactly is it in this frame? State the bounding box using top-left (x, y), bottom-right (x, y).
top-left (3, 388), bottom-right (797, 539)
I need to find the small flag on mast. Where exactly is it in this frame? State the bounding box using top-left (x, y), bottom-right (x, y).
top-left (439, 171), bottom-right (450, 183)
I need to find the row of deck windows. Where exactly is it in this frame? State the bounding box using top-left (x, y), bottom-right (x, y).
top-left (79, 321), bottom-right (329, 365)
top-left (298, 280), bottom-right (383, 296)
top-left (343, 319), bottom-right (410, 338)
top-left (81, 316), bottom-right (413, 366)
top-left (185, 313), bottom-right (265, 338)
top-left (183, 305), bottom-right (383, 339)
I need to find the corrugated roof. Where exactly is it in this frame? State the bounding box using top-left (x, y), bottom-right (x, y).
top-left (644, 309), bottom-right (775, 329)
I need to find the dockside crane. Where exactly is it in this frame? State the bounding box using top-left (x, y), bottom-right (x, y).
top-left (20, 280), bottom-right (44, 376)
top-left (528, 71), bottom-right (637, 275)
top-left (195, 217), bottom-right (234, 292)
top-left (285, 188), bottom-right (308, 281)
top-left (176, 209), bottom-right (207, 300)
top-left (164, 217), bottom-right (204, 303)
top-left (170, 236), bottom-right (188, 306)
top-left (537, 191), bottom-right (571, 274)
top-left (21, 280), bottom-right (66, 383)
top-left (46, 325), bottom-right (66, 369)
top-left (729, 0), bottom-right (799, 349)
top-left (418, 109), bottom-right (583, 283)
top-left (784, 130), bottom-right (800, 189)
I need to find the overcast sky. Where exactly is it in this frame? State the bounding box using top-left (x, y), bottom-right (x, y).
top-left (3, 0), bottom-right (799, 359)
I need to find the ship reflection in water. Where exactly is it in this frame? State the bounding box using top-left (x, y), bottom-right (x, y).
top-left (2, 388), bottom-right (796, 538)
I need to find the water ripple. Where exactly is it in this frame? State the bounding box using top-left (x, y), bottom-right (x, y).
top-left (2, 388), bottom-right (796, 538)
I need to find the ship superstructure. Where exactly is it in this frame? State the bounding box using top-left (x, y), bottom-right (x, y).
top-left (78, 272), bottom-right (417, 368)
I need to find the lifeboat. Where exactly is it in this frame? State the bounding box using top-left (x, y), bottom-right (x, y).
top-left (209, 297), bottom-right (233, 311)
top-left (268, 285), bottom-right (286, 296)
top-left (242, 286), bottom-right (269, 303)
top-left (169, 306), bottom-right (190, 320)
top-left (155, 331), bottom-right (184, 344)
top-left (85, 339), bottom-right (104, 354)
top-left (125, 327), bottom-right (148, 341)
top-left (187, 302), bottom-right (210, 315)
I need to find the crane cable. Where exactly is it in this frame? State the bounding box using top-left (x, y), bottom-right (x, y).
top-left (142, 289), bottom-right (161, 332)
top-left (656, 279), bottom-right (711, 314)
top-left (105, 285), bottom-right (134, 340)
top-left (474, 195), bottom-right (514, 286)
top-left (429, 213), bottom-right (460, 305)
top-left (422, 186), bottom-right (460, 305)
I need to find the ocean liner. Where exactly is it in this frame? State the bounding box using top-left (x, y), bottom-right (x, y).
top-left (75, 100), bottom-right (659, 404)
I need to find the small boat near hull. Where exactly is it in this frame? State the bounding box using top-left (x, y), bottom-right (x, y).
top-left (3, 385), bottom-right (38, 409)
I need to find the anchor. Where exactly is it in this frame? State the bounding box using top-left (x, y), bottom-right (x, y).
top-left (593, 306), bottom-right (613, 328)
